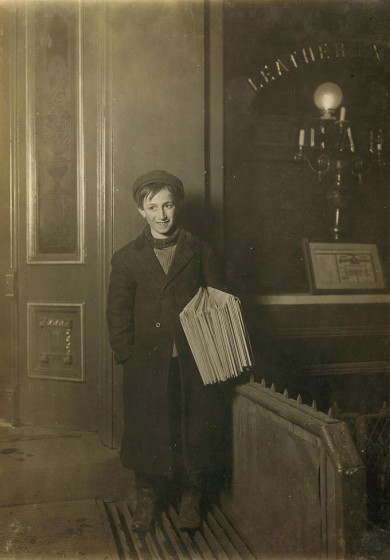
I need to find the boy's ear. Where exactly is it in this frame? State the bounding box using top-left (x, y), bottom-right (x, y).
top-left (138, 207), bottom-right (146, 219)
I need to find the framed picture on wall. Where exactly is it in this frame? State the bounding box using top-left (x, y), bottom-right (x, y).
top-left (303, 240), bottom-right (387, 293)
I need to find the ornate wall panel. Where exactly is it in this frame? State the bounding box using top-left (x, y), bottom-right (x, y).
top-left (27, 303), bottom-right (85, 381)
top-left (26, 2), bottom-right (84, 263)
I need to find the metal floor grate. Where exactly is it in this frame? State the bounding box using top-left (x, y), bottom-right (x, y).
top-left (104, 501), bottom-right (255, 560)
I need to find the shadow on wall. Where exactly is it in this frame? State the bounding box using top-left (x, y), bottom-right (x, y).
top-left (181, 193), bottom-right (211, 242)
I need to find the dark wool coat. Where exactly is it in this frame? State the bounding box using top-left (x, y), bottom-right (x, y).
top-left (106, 228), bottom-right (228, 477)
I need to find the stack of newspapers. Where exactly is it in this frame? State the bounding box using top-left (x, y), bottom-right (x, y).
top-left (179, 287), bottom-right (253, 385)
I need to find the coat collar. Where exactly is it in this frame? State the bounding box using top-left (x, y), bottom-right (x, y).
top-left (134, 228), bottom-right (198, 291)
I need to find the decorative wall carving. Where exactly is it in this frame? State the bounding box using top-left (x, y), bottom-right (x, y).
top-left (27, 3), bottom-right (84, 263)
top-left (28, 303), bottom-right (85, 381)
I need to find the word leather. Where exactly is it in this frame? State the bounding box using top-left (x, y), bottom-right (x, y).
top-left (248, 41), bottom-right (388, 92)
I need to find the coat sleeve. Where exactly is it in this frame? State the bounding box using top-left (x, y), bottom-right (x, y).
top-left (106, 249), bottom-right (136, 364)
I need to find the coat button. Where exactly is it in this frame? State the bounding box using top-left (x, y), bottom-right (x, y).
top-left (153, 346), bottom-right (159, 352)
top-left (156, 322), bottom-right (161, 328)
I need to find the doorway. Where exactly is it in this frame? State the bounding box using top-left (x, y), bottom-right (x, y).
top-left (3, 1), bottom-right (209, 448)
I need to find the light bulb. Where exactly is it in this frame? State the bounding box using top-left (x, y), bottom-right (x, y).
top-left (313, 82), bottom-right (343, 119)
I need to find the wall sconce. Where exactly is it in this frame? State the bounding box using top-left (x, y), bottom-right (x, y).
top-left (294, 82), bottom-right (385, 240)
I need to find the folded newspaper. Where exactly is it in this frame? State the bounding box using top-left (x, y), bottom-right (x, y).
top-left (179, 287), bottom-right (254, 385)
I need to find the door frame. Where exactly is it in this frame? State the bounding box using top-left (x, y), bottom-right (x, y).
top-left (97, 0), bottom-right (115, 446)
top-left (4, 3), bottom-right (20, 426)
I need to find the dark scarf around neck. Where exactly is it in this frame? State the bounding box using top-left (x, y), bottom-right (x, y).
top-left (145, 226), bottom-right (180, 249)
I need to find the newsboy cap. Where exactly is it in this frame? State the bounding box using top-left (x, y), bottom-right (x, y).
top-left (132, 170), bottom-right (184, 197)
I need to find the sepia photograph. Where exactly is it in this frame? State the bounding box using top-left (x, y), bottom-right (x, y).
top-left (0, 0), bottom-right (389, 558)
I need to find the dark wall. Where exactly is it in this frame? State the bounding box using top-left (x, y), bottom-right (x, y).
top-left (223, 0), bottom-right (390, 294)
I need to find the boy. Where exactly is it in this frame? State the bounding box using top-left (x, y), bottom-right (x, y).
top-left (107, 170), bottom-right (227, 532)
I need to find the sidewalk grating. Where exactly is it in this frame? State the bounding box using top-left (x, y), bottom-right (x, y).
top-left (104, 501), bottom-right (255, 560)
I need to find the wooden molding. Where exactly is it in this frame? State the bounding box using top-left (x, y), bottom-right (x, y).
top-left (252, 294), bottom-right (390, 306)
top-left (303, 361), bottom-right (390, 376)
top-left (97, 2), bottom-right (114, 447)
top-left (8, 5), bottom-right (20, 425)
top-left (263, 324), bottom-right (390, 339)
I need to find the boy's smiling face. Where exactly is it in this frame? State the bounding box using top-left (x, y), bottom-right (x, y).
top-left (138, 188), bottom-right (178, 239)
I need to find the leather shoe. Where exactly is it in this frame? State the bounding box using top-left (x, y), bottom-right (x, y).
top-left (131, 487), bottom-right (156, 532)
top-left (178, 490), bottom-right (201, 531)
